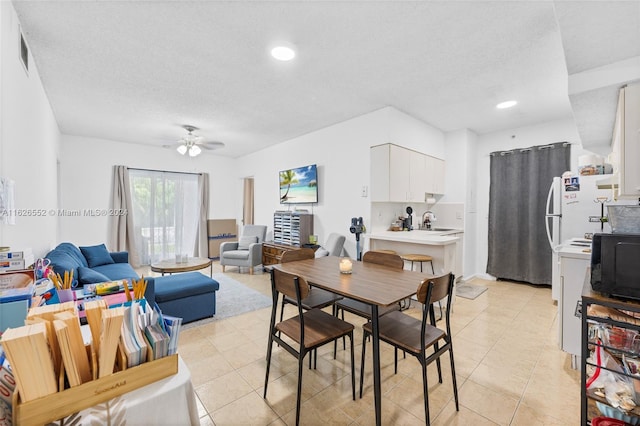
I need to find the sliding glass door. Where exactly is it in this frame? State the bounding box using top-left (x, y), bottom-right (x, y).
top-left (128, 170), bottom-right (200, 264)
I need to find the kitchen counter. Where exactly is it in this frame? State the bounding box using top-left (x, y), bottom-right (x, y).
top-left (368, 229), bottom-right (463, 278)
top-left (368, 230), bottom-right (460, 246)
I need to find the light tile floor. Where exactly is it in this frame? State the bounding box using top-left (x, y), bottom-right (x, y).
top-left (170, 264), bottom-right (580, 425)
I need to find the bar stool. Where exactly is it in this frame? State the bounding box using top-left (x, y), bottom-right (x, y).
top-left (400, 254), bottom-right (435, 274)
top-left (371, 249), bottom-right (397, 254)
top-left (400, 254), bottom-right (437, 314)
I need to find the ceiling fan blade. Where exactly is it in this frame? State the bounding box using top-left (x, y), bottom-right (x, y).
top-left (200, 141), bottom-right (225, 150)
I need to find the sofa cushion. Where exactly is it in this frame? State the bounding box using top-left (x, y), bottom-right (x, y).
top-left (153, 272), bottom-right (220, 303)
top-left (93, 262), bottom-right (139, 281)
top-left (80, 244), bottom-right (115, 268)
top-left (237, 236), bottom-right (258, 250)
top-left (222, 250), bottom-right (250, 260)
top-left (77, 266), bottom-right (111, 285)
top-left (45, 250), bottom-right (81, 282)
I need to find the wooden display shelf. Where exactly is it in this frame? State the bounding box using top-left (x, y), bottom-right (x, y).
top-left (13, 354), bottom-right (178, 426)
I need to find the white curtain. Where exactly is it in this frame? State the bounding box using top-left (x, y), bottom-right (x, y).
top-left (128, 169), bottom-right (201, 265)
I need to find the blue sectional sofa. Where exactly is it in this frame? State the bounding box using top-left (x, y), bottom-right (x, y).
top-left (45, 243), bottom-right (219, 323)
top-left (46, 242), bottom-right (139, 285)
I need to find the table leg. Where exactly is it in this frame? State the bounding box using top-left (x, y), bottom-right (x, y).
top-left (371, 305), bottom-right (381, 426)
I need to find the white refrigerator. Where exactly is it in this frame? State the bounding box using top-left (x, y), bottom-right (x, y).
top-left (545, 174), bottom-right (613, 300)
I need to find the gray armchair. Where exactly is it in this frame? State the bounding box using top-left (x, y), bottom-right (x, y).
top-left (315, 233), bottom-right (346, 257)
top-left (220, 225), bottom-right (267, 274)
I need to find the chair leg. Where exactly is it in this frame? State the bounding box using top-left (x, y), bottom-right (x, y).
top-left (449, 343), bottom-right (460, 411)
top-left (341, 309), bottom-right (346, 350)
top-left (349, 332), bottom-right (355, 400)
top-left (394, 347), bottom-right (398, 374)
top-left (430, 260), bottom-right (434, 274)
top-left (333, 306), bottom-right (339, 359)
top-left (421, 359), bottom-right (431, 425)
top-left (221, 265), bottom-right (225, 272)
top-left (429, 306), bottom-right (443, 383)
top-left (359, 331), bottom-right (367, 398)
top-left (263, 333), bottom-right (274, 398)
top-left (296, 355), bottom-right (304, 426)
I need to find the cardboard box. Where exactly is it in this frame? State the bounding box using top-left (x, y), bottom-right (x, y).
top-left (207, 219), bottom-right (236, 237)
top-left (207, 219), bottom-right (237, 259)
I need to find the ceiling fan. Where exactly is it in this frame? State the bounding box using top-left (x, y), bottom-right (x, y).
top-left (170, 125), bottom-right (225, 157)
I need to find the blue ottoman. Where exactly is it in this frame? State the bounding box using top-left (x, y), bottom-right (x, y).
top-left (146, 272), bottom-right (219, 323)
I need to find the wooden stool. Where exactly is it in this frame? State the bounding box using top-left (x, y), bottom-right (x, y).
top-left (371, 249), bottom-right (397, 254)
top-left (400, 254), bottom-right (435, 274)
top-left (400, 254), bottom-right (440, 317)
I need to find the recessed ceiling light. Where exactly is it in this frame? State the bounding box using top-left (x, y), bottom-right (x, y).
top-left (271, 45), bottom-right (296, 61)
top-left (496, 100), bottom-right (517, 109)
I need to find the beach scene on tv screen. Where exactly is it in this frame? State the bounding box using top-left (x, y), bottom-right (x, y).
top-left (280, 165), bottom-right (317, 203)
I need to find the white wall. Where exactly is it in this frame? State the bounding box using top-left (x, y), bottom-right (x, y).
top-left (236, 107), bottom-right (446, 258)
top-left (0, 2), bottom-right (60, 257)
top-left (59, 135), bottom-right (237, 248)
top-left (472, 118), bottom-right (590, 279)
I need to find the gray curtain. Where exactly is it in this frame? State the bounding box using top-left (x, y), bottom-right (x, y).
top-left (243, 177), bottom-right (254, 225)
top-left (109, 165), bottom-right (141, 266)
top-left (195, 173), bottom-right (210, 258)
top-left (487, 142), bottom-right (570, 285)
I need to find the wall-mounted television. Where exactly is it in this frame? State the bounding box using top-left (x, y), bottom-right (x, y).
top-left (280, 164), bottom-right (318, 204)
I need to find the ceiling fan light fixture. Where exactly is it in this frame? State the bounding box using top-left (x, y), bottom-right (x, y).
top-left (189, 145), bottom-right (202, 157)
top-left (177, 144), bottom-right (188, 155)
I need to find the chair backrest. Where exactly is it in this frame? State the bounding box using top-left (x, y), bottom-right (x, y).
top-left (241, 225), bottom-right (267, 243)
top-left (271, 268), bottom-right (310, 301)
top-left (324, 233), bottom-right (346, 256)
top-left (362, 250), bottom-right (404, 270)
top-left (281, 248), bottom-right (315, 263)
top-left (416, 273), bottom-right (454, 307)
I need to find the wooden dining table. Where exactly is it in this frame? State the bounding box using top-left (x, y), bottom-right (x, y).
top-left (275, 255), bottom-right (430, 426)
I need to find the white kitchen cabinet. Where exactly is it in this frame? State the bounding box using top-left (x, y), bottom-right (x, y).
top-left (389, 144), bottom-right (412, 202)
top-left (409, 150), bottom-right (427, 202)
top-left (371, 143), bottom-right (445, 202)
top-left (425, 155), bottom-right (445, 195)
top-left (619, 83), bottom-right (640, 198)
top-left (558, 247), bottom-right (590, 360)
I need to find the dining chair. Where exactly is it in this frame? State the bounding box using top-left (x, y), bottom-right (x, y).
top-left (332, 251), bottom-right (404, 357)
top-left (279, 248), bottom-right (344, 367)
top-left (264, 268), bottom-right (355, 426)
top-left (359, 272), bottom-right (458, 425)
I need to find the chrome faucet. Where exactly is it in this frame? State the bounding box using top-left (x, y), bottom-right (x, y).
top-left (422, 211), bottom-right (436, 230)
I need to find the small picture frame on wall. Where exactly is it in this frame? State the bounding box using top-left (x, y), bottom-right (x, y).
top-left (19, 26), bottom-right (29, 75)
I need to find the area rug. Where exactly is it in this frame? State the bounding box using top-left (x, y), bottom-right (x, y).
top-left (183, 273), bottom-right (271, 328)
top-left (456, 283), bottom-right (488, 300)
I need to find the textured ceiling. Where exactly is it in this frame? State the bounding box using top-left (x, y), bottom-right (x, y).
top-left (11, 1), bottom-right (639, 158)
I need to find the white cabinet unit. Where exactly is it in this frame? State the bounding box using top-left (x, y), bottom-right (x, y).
top-left (371, 143), bottom-right (445, 202)
top-left (558, 244), bottom-right (591, 359)
top-left (619, 83), bottom-right (640, 198)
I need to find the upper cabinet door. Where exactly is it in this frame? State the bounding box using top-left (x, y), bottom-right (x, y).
top-left (371, 144), bottom-right (391, 202)
top-left (425, 155), bottom-right (445, 195)
top-left (409, 150), bottom-right (427, 202)
top-left (389, 144), bottom-right (411, 202)
top-left (620, 83), bottom-right (640, 198)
